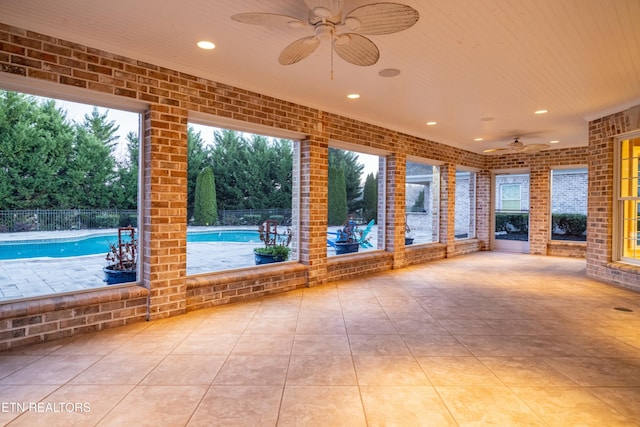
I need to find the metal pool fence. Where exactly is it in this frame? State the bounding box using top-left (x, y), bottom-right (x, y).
top-left (0, 209), bottom-right (138, 232)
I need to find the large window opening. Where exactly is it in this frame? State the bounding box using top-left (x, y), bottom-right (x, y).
top-left (454, 170), bottom-right (476, 239)
top-left (0, 90), bottom-right (141, 301)
top-left (405, 160), bottom-right (440, 245)
top-left (616, 135), bottom-right (640, 265)
top-left (327, 146), bottom-right (384, 256)
top-left (186, 124), bottom-right (298, 274)
top-left (550, 167), bottom-right (587, 242)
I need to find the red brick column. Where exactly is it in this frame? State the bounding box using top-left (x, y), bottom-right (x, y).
top-left (385, 153), bottom-right (406, 268)
top-left (143, 104), bottom-right (188, 319)
top-left (299, 133), bottom-right (328, 287)
top-left (529, 164), bottom-right (550, 255)
top-left (440, 163), bottom-right (456, 257)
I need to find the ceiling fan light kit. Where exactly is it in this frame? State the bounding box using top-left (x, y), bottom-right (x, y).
top-left (231, 1), bottom-right (419, 78)
top-left (483, 138), bottom-right (550, 155)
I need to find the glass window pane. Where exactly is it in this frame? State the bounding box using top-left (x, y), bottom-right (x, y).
top-left (550, 168), bottom-right (587, 242)
top-left (454, 170), bottom-right (475, 239)
top-left (405, 161), bottom-right (439, 245)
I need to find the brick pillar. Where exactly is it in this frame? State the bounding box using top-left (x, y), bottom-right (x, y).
top-left (143, 104), bottom-right (188, 319)
top-left (476, 169), bottom-right (491, 250)
top-left (529, 164), bottom-right (550, 255)
top-left (386, 153), bottom-right (406, 269)
top-left (299, 134), bottom-right (328, 287)
top-left (440, 163), bottom-right (456, 257)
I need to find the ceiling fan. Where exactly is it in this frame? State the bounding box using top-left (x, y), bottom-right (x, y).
top-left (483, 138), bottom-right (550, 155)
top-left (231, 0), bottom-right (419, 78)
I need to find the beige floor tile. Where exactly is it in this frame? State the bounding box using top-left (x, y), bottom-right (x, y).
top-left (436, 385), bottom-right (547, 426)
top-left (0, 355), bottom-right (100, 385)
top-left (0, 355), bottom-right (41, 380)
top-left (48, 333), bottom-right (133, 356)
top-left (97, 385), bottom-right (207, 427)
top-left (544, 357), bottom-right (640, 386)
top-left (587, 386), bottom-right (640, 421)
top-left (7, 384), bottom-right (134, 427)
top-left (349, 334), bottom-right (411, 356)
top-left (188, 386), bottom-right (282, 427)
top-left (70, 353), bottom-right (164, 385)
top-left (140, 355), bottom-right (226, 385)
top-left (295, 316), bottom-right (346, 334)
top-left (278, 385), bottom-right (366, 427)
top-left (194, 317), bottom-right (251, 334)
top-left (244, 317), bottom-right (297, 334)
top-left (344, 317), bottom-right (396, 334)
top-left (479, 356), bottom-right (577, 386)
top-left (354, 356), bottom-right (430, 386)
top-left (437, 319), bottom-right (499, 335)
top-left (291, 334), bottom-right (351, 355)
top-left (231, 333), bottom-right (294, 355)
top-left (213, 355), bottom-right (289, 386)
top-left (110, 333), bottom-right (185, 355)
top-left (360, 385), bottom-right (457, 426)
top-left (512, 386), bottom-right (633, 426)
top-left (455, 334), bottom-right (536, 357)
top-left (171, 333), bottom-right (240, 355)
top-left (287, 355), bottom-right (357, 385)
top-left (417, 356), bottom-right (504, 386)
top-left (402, 334), bottom-right (472, 356)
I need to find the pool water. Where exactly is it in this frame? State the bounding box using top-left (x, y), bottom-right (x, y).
top-left (0, 230), bottom-right (260, 260)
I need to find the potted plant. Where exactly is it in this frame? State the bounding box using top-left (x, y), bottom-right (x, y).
top-left (405, 216), bottom-right (414, 245)
top-left (103, 226), bottom-right (138, 285)
top-left (254, 220), bottom-right (292, 264)
top-left (333, 220), bottom-right (360, 255)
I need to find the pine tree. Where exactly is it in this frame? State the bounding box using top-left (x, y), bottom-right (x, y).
top-left (328, 166), bottom-right (347, 225)
top-left (194, 167), bottom-right (218, 226)
top-left (362, 173), bottom-right (378, 222)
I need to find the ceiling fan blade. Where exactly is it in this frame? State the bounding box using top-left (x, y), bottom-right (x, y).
top-left (231, 13), bottom-right (307, 28)
top-left (279, 36), bottom-right (321, 65)
top-left (521, 144), bottom-right (550, 153)
top-left (345, 3), bottom-right (419, 35)
top-left (334, 33), bottom-right (379, 66)
top-left (483, 148), bottom-right (511, 155)
top-left (304, 0), bottom-right (344, 17)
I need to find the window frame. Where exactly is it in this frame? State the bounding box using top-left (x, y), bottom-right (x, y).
top-left (454, 167), bottom-right (477, 240)
top-left (405, 157), bottom-right (441, 245)
top-left (614, 132), bottom-right (640, 265)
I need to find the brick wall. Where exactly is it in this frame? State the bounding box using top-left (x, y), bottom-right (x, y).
top-left (586, 110), bottom-right (640, 290)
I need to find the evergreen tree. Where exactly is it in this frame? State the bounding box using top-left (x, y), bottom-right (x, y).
top-left (187, 127), bottom-right (210, 219)
top-left (411, 189), bottom-right (425, 212)
top-left (362, 173), bottom-right (378, 222)
top-left (0, 92), bottom-right (74, 209)
top-left (210, 129), bottom-right (247, 210)
top-left (328, 148), bottom-right (364, 214)
top-left (328, 166), bottom-right (347, 225)
top-left (194, 166), bottom-right (217, 226)
top-left (114, 131), bottom-right (139, 209)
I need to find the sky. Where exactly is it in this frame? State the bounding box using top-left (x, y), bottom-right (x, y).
top-left (49, 97), bottom-right (379, 179)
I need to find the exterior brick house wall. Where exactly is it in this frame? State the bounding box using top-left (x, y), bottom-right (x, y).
top-left (0, 23), bottom-right (637, 350)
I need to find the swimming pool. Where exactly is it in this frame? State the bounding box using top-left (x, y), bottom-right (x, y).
top-left (0, 230), bottom-right (260, 260)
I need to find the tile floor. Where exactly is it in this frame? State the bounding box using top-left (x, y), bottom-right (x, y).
top-left (1, 252), bottom-right (639, 426)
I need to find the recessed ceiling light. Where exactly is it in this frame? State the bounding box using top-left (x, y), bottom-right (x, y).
top-left (426, 121), bottom-right (437, 126)
top-left (474, 138), bottom-right (484, 141)
top-left (480, 117), bottom-right (494, 122)
top-left (347, 93), bottom-right (360, 99)
top-left (549, 140), bottom-right (560, 144)
top-left (197, 41), bottom-right (216, 50)
top-left (379, 68), bottom-right (401, 77)
top-left (534, 109), bottom-right (548, 115)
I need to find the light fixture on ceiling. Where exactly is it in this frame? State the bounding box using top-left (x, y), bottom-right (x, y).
top-left (426, 121), bottom-right (437, 126)
top-left (474, 138), bottom-right (484, 141)
top-left (534, 109), bottom-right (548, 115)
top-left (197, 41), bottom-right (216, 50)
top-left (379, 68), bottom-right (401, 77)
top-left (231, 1), bottom-right (419, 80)
top-left (549, 140), bottom-right (560, 144)
top-left (347, 93), bottom-right (360, 99)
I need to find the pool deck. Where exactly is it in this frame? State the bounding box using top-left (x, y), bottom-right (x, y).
top-left (0, 226), bottom-right (386, 301)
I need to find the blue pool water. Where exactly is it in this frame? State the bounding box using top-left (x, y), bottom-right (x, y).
top-left (0, 230), bottom-right (260, 260)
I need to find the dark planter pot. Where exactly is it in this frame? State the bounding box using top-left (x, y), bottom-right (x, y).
top-left (103, 266), bottom-right (137, 285)
top-left (334, 241), bottom-right (359, 255)
top-left (405, 237), bottom-right (414, 245)
top-left (253, 249), bottom-right (287, 265)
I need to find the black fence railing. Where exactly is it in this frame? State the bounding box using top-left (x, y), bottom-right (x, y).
top-left (0, 209), bottom-right (138, 232)
top-left (218, 209), bottom-right (292, 226)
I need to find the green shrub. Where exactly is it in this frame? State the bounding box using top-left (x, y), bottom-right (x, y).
top-left (495, 213), bottom-right (529, 233)
top-left (552, 213), bottom-right (586, 237)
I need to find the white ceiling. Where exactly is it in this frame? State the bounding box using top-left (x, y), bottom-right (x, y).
top-left (1, 0), bottom-right (639, 153)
